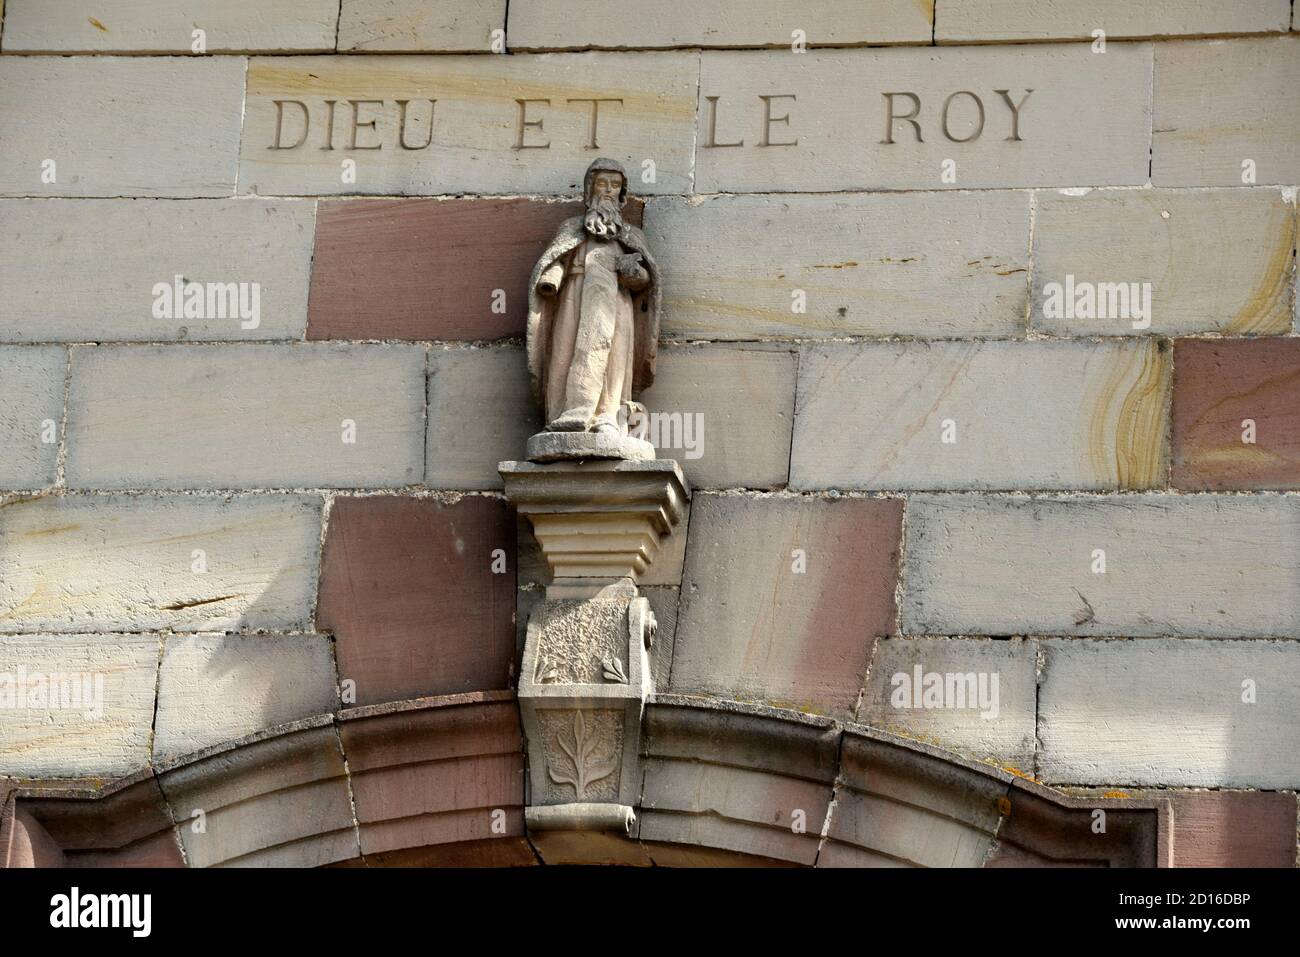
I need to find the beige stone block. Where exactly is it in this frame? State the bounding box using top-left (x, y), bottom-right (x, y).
top-left (239, 53), bottom-right (697, 196)
top-left (1153, 37), bottom-right (1300, 186)
top-left (154, 634), bottom-right (339, 763)
top-left (1032, 188), bottom-right (1295, 335)
top-left (0, 199), bottom-right (315, 342)
top-left (0, 347), bottom-right (64, 490)
top-left (1039, 639), bottom-right (1300, 788)
top-left (66, 344), bottom-right (426, 489)
top-left (862, 637), bottom-right (1038, 770)
top-left (0, 634), bottom-right (159, 777)
top-left (791, 340), bottom-right (1170, 491)
top-left (0, 57), bottom-right (245, 197)
top-left (0, 494), bottom-right (321, 633)
top-left (696, 44), bottom-right (1151, 192)
top-left (646, 192), bottom-right (1029, 339)
top-left (1, 0), bottom-right (339, 52)
top-left (339, 0), bottom-right (504, 51)
top-left (638, 344), bottom-right (796, 489)
top-left (903, 494), bottom-right (1300, 638)
top-left (160, 725), bottom-right (357, 867)
top-left (937, 0), bottom-right (1291, 42)
top-left (426, 346), bottom-right (541, 490)
top-left (508, 0), bottom-right (933, 49)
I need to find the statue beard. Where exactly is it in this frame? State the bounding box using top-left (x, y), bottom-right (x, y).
top-left (584, 196), bottom-right (624, 239)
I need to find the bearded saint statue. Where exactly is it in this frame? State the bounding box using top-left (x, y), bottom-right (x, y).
top-left (526, 158), bottom-right (661, 446)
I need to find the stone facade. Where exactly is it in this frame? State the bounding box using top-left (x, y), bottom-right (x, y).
top-left (0, 2), bottom-right (1297, 870)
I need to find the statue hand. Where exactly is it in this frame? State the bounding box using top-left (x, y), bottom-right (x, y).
top-left (616, 252), bottom-right (643, 279)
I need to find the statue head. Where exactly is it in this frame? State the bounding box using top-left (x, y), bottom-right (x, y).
top-left (582, 158), bottom-right (629, 239)
top-left (583, 157), bottom-right (628, 207)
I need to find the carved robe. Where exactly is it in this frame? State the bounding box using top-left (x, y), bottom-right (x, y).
top-left (526, 217), bottom-right (661, 430)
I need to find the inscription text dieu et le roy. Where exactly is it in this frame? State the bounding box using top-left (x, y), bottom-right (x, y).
top-left (265, 90), bottom-right (1036, 152)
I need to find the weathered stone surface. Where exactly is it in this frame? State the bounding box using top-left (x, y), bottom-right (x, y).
top-left (0, 57), bottom-right (244, 197)
top-left (508, 0), bottom-right (933, 49)
top-left (903, 495), bottom-right (1300, 637)
top-left (672, 495), bottom-right (902, 716)
top-left (428, 347), bottom-right (541, 489)
top-left (2, 0), bottom-right (340, 52)
top-left (309, 198), bottom-right (612, 341)
top-left (240, 53), bottom-right (696, 195)
top-left (15, 775), bottom-right (183, 867)
top-left (646, 192), bottom-right (1028, 339)
top-left (822, 731), bottom-right (1007, 867)
top-left (986, 785), bottom-right (1166, 868)
top-left (1038, 639), bottom-right (1300, 788)
top-left (0, 199), bottom-right (315, 342)
top-left (159, 725), bottom-right (358, 867)
top-left (696, 44), bottom-right (1151, 192)
top-left (861, 637), bottom-right (1037, 771)
top-left (638, 345), bottom-right (796, 489)
top-left (153, 634), bottom-right (339, 763)
top-left (339, 0), bottom-right (503, 51)
top-left (937, 0), bottom-right (1291, 41)
top-left (0, 494), bottom-right (321, 633)
top-left (641, 699), bottom-right (840, 865)
top-left (317, 496), bottom-right (516, 705)
top-left (1153, 37), bottom-right (1300, 186)
top-left (642, 585), bottom-right (679, 687)
top-left (66, 344), bottom-right (426, 489)
top-left (0, 635), bottom-right (158, 778)
top-left (792, 340), bottom-right (1170, 491)
top-left (1167, 790), bottom-right (1297, 867)
top-left (339, 695), bottom-right (525, 855)
top-left (0, 347), bottom-right (64, 490)
top-left (1172, 339), bottom-right (1300, 490)
top-left (1032, 189), bottom-right (1296, 336)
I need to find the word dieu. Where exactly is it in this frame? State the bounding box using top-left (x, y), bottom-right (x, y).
top-left (265, 90), bottom-right (1035, 152)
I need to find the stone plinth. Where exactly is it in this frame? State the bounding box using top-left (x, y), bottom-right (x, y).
top-left (500, 458), bottom-right (688, 597)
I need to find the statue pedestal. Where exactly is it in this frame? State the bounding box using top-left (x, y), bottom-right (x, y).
top-left (499, 457), bottom-right (688, 856)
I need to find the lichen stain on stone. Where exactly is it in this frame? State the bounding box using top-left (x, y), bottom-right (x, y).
top-left (19, 523), bottom-right (83, 538)
top-left (1225, 203), bottom-right (1294, 335)
top-left (1086, 342), bottom-right (1168, 488)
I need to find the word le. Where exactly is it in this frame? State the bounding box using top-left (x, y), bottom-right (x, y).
top-left (890, 665), bottom-right (1000, 720)
top-left (0, 668), bottom-right (103, 720)
top-left (152, 275), bottom-right (261, 330)
top-left (50, 888), bottom-right (151, 938)
top-left (1041, 274), bottom-right (1152, 329)
top-left (627, 410), bottom-right (705, 460)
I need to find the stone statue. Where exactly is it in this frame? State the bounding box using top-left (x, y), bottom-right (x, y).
top-left (525, 158), bottom-right (661, 460)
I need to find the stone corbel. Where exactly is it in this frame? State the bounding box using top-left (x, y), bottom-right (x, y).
top-left (500, 459), bottom-right (688, 849)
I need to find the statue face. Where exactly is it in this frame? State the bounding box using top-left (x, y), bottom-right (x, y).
top-left (589, 170), bottom-right (624, 205)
